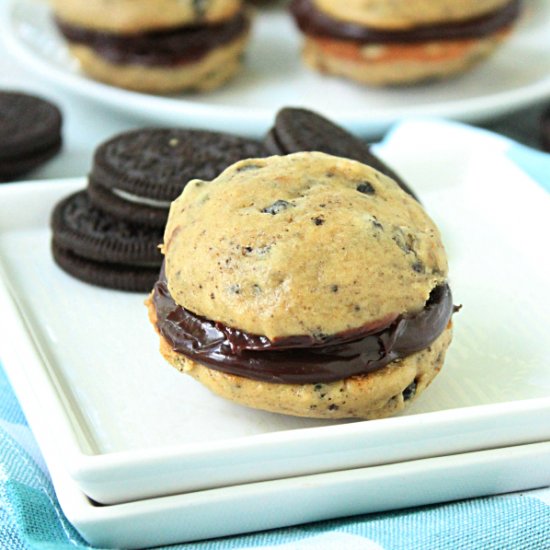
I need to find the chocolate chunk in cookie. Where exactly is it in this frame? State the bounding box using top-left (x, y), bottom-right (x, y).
top-left (265, 107), bottom-right (418, 200)
top-left (88, 128), bottom-right (270, 228)
top-left (51, 190), bottom-right (163, 291)
top-left (0, 91), bottom-right (62, 181)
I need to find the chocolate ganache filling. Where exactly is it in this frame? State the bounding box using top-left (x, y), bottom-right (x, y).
top-left (55, 12), bottom-right (248, 66)
top-left (152, 273), bottom-right (455, 384)
top-left (290, 0), bottom-right (521, 44)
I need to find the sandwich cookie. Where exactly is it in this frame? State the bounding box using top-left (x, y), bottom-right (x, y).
top-left (290, 0), bottom-right (522, 85)
top-left (51, 191), bottom-right (163, 292)
top-left (52, 0), bottom-right (251, 93)
top-left (87, 128), bottom-right (270, 228)
top-left (0, 91), bottom-right (62, 182)
top-left (147, 152), bottom-right (457, 419)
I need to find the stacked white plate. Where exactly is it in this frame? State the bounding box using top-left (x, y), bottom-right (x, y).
top-left (1, 119), bottom-right (549, 548)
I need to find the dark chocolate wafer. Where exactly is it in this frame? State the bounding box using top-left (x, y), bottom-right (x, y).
top-left (88, 128), bottom-right (270, 227)
top-left (87, 176), bottom-right (169, 228)
top-left (51, 190), bottom-right (163, 291)
top-left (0, 141), bottom-right (62, 182)
top-left (52, 242), bottom-right (160, 292)
top-left (265, 108), bottom-right (418, 200)
top-left (0, 91), bottom-right (62, 181)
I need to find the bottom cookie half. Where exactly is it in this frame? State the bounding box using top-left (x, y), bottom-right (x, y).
top-left (301, 33), bottom-right (509, 86)
top-left (67, 33), bottom-right (249, 93)
top-left (148, 294), bottom-right (453, 420)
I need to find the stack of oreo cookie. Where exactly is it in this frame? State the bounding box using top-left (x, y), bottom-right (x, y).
top-left (50, 0), bottom-right (252, 93)
top-left (51, 128), bottom-right (269, 292)
top-left (0, 91), bottom-right (62, 182)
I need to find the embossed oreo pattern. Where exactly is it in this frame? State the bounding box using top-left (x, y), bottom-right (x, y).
top-left (51, 191), bottom-right (163, 264)
top-left (91, 128), bottom-right (269, 201)
top-left (0, 92), bottom-right (62, 158)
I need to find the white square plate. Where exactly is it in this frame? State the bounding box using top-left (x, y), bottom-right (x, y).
top-left (46, 442), bottom-right (550, 548)
top-left (5, 346), bottom-right (549, 549)
top-left (1, 120), bottom-right (549, 505)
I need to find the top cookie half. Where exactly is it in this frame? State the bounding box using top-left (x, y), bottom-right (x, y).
top-left (311, 0), bottom-right (513, 29)
top-left (163, 152), bottom-right (448, 340)
top-left (50, 0), bottom-right (243, 33)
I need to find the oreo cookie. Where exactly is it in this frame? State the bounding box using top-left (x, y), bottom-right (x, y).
top-left (87, 128), bottom-right (270, 228)
top-left (265, 107), bottom-right (417, 200)
top-left (51, 191), bottom-right (163, 292)
top-left (0, 91), bottom-right (62, 181)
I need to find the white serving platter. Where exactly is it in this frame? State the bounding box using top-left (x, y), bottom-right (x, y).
top-left (0, 120), bottom-right (549, 507)
top-left (4, 334), bottom-right (550, 549)
top-left (2, 0), bottom-right (550, 138)
top-left (3, 275), bottom-right (550, 547)
top-left (44, 442), bottom-right (550, 548)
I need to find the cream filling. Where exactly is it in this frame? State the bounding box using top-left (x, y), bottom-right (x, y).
top-left (112, 188), bottom-right (172, 208)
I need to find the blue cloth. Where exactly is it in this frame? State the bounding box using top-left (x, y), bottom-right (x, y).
top-left (1, 120), bottom-right (549, 549)
top-left (507, 143), bottom-right (550, 193)
top-left (1, 362), bottom-right (549, 550)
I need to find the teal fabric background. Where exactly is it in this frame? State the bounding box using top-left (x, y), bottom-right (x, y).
top-left (1, 366), bottom-right (549, 550)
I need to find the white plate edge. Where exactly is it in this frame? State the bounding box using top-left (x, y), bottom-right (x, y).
top-left (52, 440), bottom-right (550, 548)
top-left (3, 0), bottom-right (550, 137)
